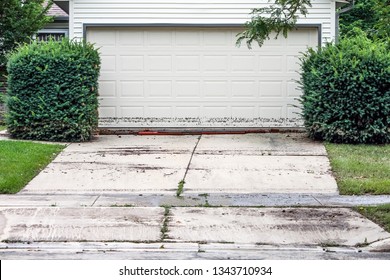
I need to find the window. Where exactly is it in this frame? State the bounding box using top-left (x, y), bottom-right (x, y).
top-left (36, 29), bottom-right (68, 41)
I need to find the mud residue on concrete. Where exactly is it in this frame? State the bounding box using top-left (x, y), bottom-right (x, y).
top-left (105, 147), bottom-right (190, 155)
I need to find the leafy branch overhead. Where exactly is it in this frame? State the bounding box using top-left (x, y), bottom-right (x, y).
top-left (237, 0), bottom-right (312, 48)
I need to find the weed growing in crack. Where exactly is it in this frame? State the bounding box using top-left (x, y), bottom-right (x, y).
top-left (110, 204), bottom-right (135, 207)
top-left (161, 205), bottom-right (172, 241)
top-left (356, 238), bottom-right (370, 247)
top-left (176, 180), bottom-right (185, 197)
top-left (197, 193), bottom-right (211, 207)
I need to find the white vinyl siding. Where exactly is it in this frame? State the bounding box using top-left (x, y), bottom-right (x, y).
top-left (71, 0), bottom-right (335, 44)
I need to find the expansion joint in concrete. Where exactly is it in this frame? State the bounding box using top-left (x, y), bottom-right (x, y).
top-left (160, 205), bottom-right (172, 241)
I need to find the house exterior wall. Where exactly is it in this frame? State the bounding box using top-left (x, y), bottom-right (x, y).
top-left (68, 0), bottom-right (336, 45)
top-left (45, 21), bottom-right (69, 30)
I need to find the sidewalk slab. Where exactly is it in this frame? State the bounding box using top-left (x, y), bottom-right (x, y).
top-left (196, 134), bottom-right (327, 156)
top-left (22, 135), bottom-right (198, 194)
top-left (367, 238), bottom-right (390, 252)
top-left (0, 195), bottom-right (98, 207)
top-left (1, 242), bottom-right (390, 260)
top-left (184, 134), bottom-right (338, 194)
top-left (65, 135), bottom-right (199, 152)
top-left (21, 161), bottom-right (183, 194)
top-left (0, 207), bottom-right (164, 242)
top-left (314, 195), bottom-right (390, 207)
top-left (1, 194), bottom-right (389, 208)
top-left (184, 155), bottom-right (338, 194)
top-left (168, 207), bottom-right (390, 246)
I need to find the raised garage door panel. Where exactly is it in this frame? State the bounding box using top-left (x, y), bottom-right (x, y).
top-left (87, 27), bottom-right (318, 127)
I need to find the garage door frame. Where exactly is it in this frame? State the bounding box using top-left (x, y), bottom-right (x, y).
top-left (85, 23), bottom-right (321, 128)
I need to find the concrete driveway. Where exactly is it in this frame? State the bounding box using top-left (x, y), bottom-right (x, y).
top-left (2, 133), bottom-right (390, 260)
top-left (21, 133), bottom-right (338, 195)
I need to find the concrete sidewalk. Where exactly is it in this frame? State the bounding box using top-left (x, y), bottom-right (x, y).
top-left (0, 206), bottom-right (390, 259)
top-left (1, 133), bottom-right (390, 260)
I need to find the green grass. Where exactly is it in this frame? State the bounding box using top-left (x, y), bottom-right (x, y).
top-left (356, 204), bottom-right (390, 233)
top-left (0, 125), bottom-right (6, 131)
top-left (0, 140), bottom-right (64, 193)
top-left (325, 143), bottom-right (390, 195)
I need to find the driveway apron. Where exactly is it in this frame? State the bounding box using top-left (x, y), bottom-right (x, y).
top-left (21, 135), bottom-right (198, 194)
top-left (21, 133), bottom-right (338, 195)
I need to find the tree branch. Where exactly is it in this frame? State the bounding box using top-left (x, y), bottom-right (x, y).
top-left (236, 0), bottom-right (312, 48)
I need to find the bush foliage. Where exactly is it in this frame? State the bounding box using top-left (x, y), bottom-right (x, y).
top-left (6, 39), bottom-right (100, 142)
top-left (340, 0), bottom-right (390, 40)
top-left (299, 31), bottom-right (390, 144)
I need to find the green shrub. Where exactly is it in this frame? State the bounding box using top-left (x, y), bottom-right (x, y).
top-left (299, 31), bottom-right (390, 144)
top-left (6, 39), bottom-right (100, 142)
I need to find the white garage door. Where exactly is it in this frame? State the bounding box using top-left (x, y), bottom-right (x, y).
top-left (87, 27), bottom-right (318, 128)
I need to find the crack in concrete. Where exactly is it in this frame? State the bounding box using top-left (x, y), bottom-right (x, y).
top-left (90, 195), bottom-right (100, 207)
top-left (311, 195), bottom-right (324, 206)
top-left (177, 135), bottom-right (202, 196)
top-left (184, 135), bottom-right (202, 180)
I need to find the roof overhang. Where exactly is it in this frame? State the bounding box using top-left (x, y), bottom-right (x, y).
top-left (335, 0), bottom-right (353, 9)
top-left (53, 1), bottom-right (352, 15)
top-left (53, 0), bottom-right (69, 14)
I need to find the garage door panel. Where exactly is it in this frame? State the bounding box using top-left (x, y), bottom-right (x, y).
top-left (203, 80), bottom-right (230, 98)
top-left (147, 106), bottom-right (173, 117)
top-left (99, 107), bottom-right (117, 118)
top-left (259, 81), bottom-right (285, 97)
top-left (287, 30), bottom-right (317, 46)
top-left (121, 107), bottom-right (144, 118)
top-left (231, 81), bottom-right (257, 98)
top-left (260, 107), bottom-right (285, 119)
top-left (147, 31), bottom-right (173, 46)
top-left (148, 55), bottom-right (172, 72)
top-left (176, 31), bottom-right (201, 46)
top-left (117, 30), bottom-right (144, 46)
top-left (175, 81), bottom-right (201, 97)
top-left (203, 31), bottom-right (230, 46)
top-left (120, 81), bottom-right (144, 97)
top-left (99, 81), bottom-right (116, 97)
top-left (287, 55), bottom-right (301, 73)
top-left (176, 107), bottom-right (201, 118)
top-left (120, 55), bottom-right (144, 72)
top-left (202, 106), bottom-right (230, 118)
top-left (287, 81), bottom-right (301, 97)
top-left (88, 27), bottom-right (318, 127)
top-left (231, 55), bottom-right (257, 73)
top-left (175, 55), bottom-right (200, 72)
top-left (203, 55), bottom-right (229, 72)
top-left (88, 30), bottom-right (116, 46)
top-left (100, 55), bottom-right (116, 72)
top-left (259, 56), bottom-right (285, 72)
top-left (287, 104), bottom-right (301, 119)
top-left (148, 80), bottom-right (172, 97)
top-left (231, 106), bottom-right (256, 118)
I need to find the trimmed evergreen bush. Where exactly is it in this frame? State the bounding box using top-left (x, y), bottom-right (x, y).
top-left (6, 39), bottom-right (100, 142)
top-left (299, 31), bottom-right (390, 144)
